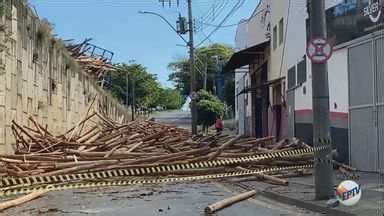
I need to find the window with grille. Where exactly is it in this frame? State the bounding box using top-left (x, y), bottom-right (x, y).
top-left (279, 18), bottom-right (284, 45)
top-left (297, 58), bottom-right (307, 84)
top-left (273, 25), bottom-right (277, 50)
top-left (287, 66), bottom-right (296, 89)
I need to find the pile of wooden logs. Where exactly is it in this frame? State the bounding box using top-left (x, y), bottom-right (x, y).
top-left (0, 113), bottom-right (356, 184)
top-left (65, 38), bottom-right (115, 79)
top-left (0, 114), bottom-right (301, 178)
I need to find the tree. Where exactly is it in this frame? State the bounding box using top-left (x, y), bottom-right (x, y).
top-left (168, 43), bottom-right (234, 96)
top-left (168, 58), bottom-right (190, 96)
top-left (223, 79), bottom-right (235, 110)
top-left (109, 62), bottom-right (183, 112)
top-left (158, 88), bottom-right (184, 110)
top-left (110, 63), bottom-right (162, 108)
top-left (196, 90), bottom-right (224, 131)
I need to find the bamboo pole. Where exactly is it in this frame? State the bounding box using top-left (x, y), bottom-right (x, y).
top-left (77, 95), bottom-right (98, 136)
top-left (0, 190), bottom-right (47, 211)
top-left (208, 135), bottom-right (242, 160)
top-left (204, 190), bottom-right (257, 214)
top-left (236, 167), bottom-right (289, 186)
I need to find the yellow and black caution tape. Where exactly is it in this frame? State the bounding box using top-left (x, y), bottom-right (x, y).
top-left (0, 164), bottom-right (313, 198)
top-left (0, 147), bottom-right (327, 189)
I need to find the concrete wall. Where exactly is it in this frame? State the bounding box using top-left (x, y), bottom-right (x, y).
top-left (283, 0), bottom-right (349, 114)
top-left (234, 0), bottom-right (271, 136)
top-left (269, 0), bottom-right (289, 81)
top-left (281, 0), bottom-right (349, 163)
top-left (234, 0), bottom-right (270, 51)
top-left (0, 0), bottom-right (129, 153)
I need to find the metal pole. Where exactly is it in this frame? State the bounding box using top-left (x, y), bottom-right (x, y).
top-left (214, 56), bottom-right (219, 96)
top-left (126, 71), bottom-right (129, 117)
top-left (187, 0), bottom-right (197, 135)
top-left (131, 76), bottom-right (135, 121)
top-left (203, 59), bottom-right (207, 90)
top-left (138, 11), bottom-right (189, 45)
top-left (309, 0), bottom-right (334, 200)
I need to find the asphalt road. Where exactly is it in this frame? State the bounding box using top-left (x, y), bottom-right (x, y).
top-left (3, 182), bottom-right (321, 216)
top-left (152, 110), bottom-right (192, 129)
top-left (2, 110), bottom-right (322, 216)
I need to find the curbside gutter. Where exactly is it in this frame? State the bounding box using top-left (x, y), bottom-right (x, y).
top-left (259, 190), bottom-right (355, 216)
top-left (231, 181), bottom-right (355, 216)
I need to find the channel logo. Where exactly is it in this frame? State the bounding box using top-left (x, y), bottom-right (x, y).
top-left (335, 180), bottom-right (362, 206)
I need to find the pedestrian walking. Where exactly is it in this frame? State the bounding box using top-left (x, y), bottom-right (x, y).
top-left (215, 114), bottom-right (223, 134)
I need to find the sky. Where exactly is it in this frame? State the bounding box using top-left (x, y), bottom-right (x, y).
top-left (28, 0), bottom-right (258, 87)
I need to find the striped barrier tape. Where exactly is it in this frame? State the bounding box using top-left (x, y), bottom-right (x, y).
top-left (0, 146), bottom-right (327, 189)
top-left (0, 164), bottom-right (313, 198)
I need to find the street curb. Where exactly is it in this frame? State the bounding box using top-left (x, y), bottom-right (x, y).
top-left (260, 190), bottom-right (355, 216)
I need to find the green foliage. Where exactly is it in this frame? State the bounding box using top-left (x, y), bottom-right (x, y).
top-left (196, 90), bottom-right (224, 129)
top-left (1, 0), bottom-right (13, 19)
top-left (158, 88), bottom-right (184, 110)
top-left (36, 19), bottom-right (52, 47)
top-left (168, 58), bottom-right (190, 95)
top-left (110, 63), bottom-right (182, 110)
top-left (168, 43), bottom-right (234, 95)
top-left (53, 38), bottom-right (66, 51)
top-left (110, 63), bottom-right (158, 107)
top-left (223, 79), bottom-right (235, 109)
top-left (63, 51), bottom-right (79, 72)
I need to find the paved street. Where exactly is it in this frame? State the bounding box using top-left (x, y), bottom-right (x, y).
top-left (2, 110), bottom-right (322, 216)
top-left (3, 182), bottom-right (321, 216)
top-left (152, 110), bottom-right (192, 129)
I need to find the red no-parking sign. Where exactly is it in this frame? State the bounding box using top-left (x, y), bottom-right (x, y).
top-left (306, 37), bottom-right (333, 64)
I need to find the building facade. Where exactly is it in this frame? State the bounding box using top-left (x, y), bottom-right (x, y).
top-left (227, 0), bottom-right (384, 172)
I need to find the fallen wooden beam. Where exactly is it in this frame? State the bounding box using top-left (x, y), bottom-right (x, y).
top-left (0, 190), bottom-right (47, 211)
top-left (208, 135), bottom-right (242, 160)
top-left (332, 160), bottom-right (357, 172)
top-left (204, 190), bottom-right (257, 214)
top-left (236, 167), bottom-right (289, 186)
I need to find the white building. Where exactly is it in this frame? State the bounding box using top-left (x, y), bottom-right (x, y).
top-left (225, 0), bottom-right (384, 172)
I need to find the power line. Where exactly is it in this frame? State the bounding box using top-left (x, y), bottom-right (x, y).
top-left (201, 1), bottom-right (304, 29)
top-left (193, 1), bottom-right (212, 17)
top-left (199, 30), bottom-right (213, 43)
top-left (201, 0), bottom-right (228, 23)
top-left (202, 6), bottom-right (267, 28)
top-left (195, 0), bottom-right (245, 47)
top-left (198, 0), bottom-right (220, 22)
top-left (194, 0), bottom-right (222, 23)
top-left (196, 0), bottom-right (243, 47)
top-left (279, 0), bottom-right (291, 77)
top-left (206, 0), bottom-right (230, 23)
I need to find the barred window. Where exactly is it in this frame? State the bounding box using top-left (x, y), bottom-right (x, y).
top-left (297, 58), bottom-right (307, 84)
top-left (287, 66), bottom-right (296, 89)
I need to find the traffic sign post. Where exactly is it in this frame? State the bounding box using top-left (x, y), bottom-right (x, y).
top-left (306, 37), bottom-right (333, 63)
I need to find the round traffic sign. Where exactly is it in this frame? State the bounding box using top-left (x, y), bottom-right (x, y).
top-left (306, 37), bottom-right (333, 64)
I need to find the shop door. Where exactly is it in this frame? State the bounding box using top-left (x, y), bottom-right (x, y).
top-left (238, 77), bottom-right (246, 135)
top-left (349, 41), bottom-right (377, 171)
top-left (376, 37), bottom-right (384, 172)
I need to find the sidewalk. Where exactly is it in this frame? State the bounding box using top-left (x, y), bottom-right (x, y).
top-left (235, 172), bottom-right (384, 216)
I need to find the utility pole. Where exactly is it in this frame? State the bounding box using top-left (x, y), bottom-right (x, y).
top-left (212, 55), bottom-right (219, 96)
top-left (187, 0), bottom-right (197, 135)
top-left (308, 0), bottom-right (334, 200)
top-left (203, 59), bottom-right (207, 90)
top-left (131, 77), bottom-right (135, 121)
top-left (144, 0), bottom-right (196, 133)
top-left (126, 71), bottom-right (129, 116)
